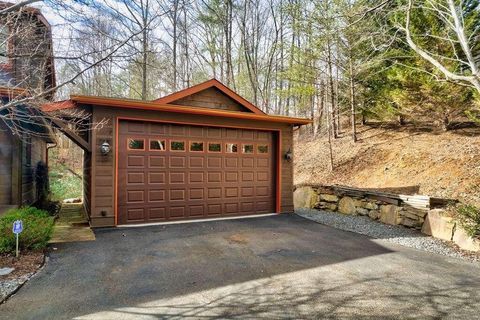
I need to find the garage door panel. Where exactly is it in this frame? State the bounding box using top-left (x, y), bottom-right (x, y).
top-left (189, 172), bottom-right (205, 183)
top-left (127, 172), bottom-right (145, 184)
top-left (127, 208), bottom-right (145, 221)
top-left (207, 172), bottom-right (222, 183)
top-left (148, 207), bottom-right (166, 220)
top-left (118, 121), bottom-right (276, 224)
top-left (127, 155), bottom-right (144, 167)
top-left (224, 158), bottom-right (238, 168)
top-left (225, 203), bottom-right (239, 213)
top-left (127, 190), bottom-right (144, 203)
top-left (148, 190), bottom-right (165, 202)
top-left (207, 157), bottom-right (222, 168)
top-left (169, 172), bottom-right (186, 184)
top-left (169, 189), bottom-right (186, 201)
top-left (207, 203), bottom-right (222, 215)
top-left (149, 155), bottom-right (166, 168)
top-left (207, 187), bottom-right (222, 199)
top-left (170, 156), bottom-right (186, 168)
top-left (189, 157), bottom-right (204, 168)
top-left (169, 206), bottom-right (186, 218)
top-left (225, 171), bottom-right (238, 182)
top-left (225, 187), bottom-right (239, 198)
top-left (189, 188), bottom-right (204, 200)
top-left (148, 172), bottom-right (166, 184)
top-left (189, 205), bottom-right (205, 217)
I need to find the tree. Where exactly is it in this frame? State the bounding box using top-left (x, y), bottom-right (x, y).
top-left (403, 0), bottom-right (480, 93)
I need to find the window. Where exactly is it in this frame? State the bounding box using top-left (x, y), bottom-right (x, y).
top-left (190, 142), bottom-right (204, 152)
top-left (128, 139), bottom-right (144, 150)
top-left (225, 143), bottom-right (238, 153)
top-left (0, 26), bottom-right (8, 64)
top-left (257, 145), bottom-right (269, 154)
top-left (171, 141), bottom-right (185, 151)
top-left (150, 139), bottom-right (166, 151)
top-left (208, 143), bottom-right (221, 152)
top-left (242, 144), bottom-right (254, 154)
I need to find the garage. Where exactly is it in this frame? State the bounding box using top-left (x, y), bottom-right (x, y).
top-left (118, 121), bottom-right (276, 224)
top-left (45, 78), bottom-right (311, 227)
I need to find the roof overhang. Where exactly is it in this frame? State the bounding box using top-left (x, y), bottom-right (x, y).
top-left (44, 95), bottom-right (312, 126)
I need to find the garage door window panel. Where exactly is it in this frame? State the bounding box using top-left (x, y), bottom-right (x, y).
top-left (257, 144), bottom-right (269, 154)
top-left (150, 139), bottom-right (166, 151)
top-left (128, 138), bottom-right (145, 150)
top-left (208, 142), bottom-right (222, 152)
top-left (170, 141), bottom-right (185, 151)
top-left (225, 143), bottom-right (238, 153)
top-left (242, 144), bottom-right (254, 154)
top-left (190, 141), bottom-right (204, 152)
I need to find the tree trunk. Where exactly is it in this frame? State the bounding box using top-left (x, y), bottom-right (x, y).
top-left (349, 54), bottom-right (357, 142)
top-left (326, 40), bottom-right (337, 139)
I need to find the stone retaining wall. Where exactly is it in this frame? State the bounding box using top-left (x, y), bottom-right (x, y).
top-left (294, 185), bottom-right (480, 252)
top-left (294, 185), bottom-right (427, 229)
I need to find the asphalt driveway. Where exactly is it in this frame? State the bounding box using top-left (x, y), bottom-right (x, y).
top-left (1, 214), bottom-right (479, 319)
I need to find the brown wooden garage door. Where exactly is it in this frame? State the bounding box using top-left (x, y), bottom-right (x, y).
top-left (118, 120), bottom-right (276, 224)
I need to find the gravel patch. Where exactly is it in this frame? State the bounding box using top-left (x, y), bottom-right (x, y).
top-left (0, 253), bottom-right (46, 304)
top-left (0, 274), bottom-right (32, 303)
top-left (296, 208), bottom-right (480, 262)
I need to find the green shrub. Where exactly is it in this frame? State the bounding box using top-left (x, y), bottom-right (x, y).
top-left (455, 205), bottom-right (480, 238)
top-left (0, 207), bottom-right (55, 253)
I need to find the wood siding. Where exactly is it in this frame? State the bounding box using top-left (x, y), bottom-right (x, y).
top-left (83, 152), bottom-right (92, 216)
top-left (168, 87), bottom-right (251, 112)
top-left (0, 124), bottom-right (13, 205)
top-left (21, 135), bottom-right (47, 205)
top-left (88, 106), bottom-right (294, 227)
top-left (0, 122), bottom-right (47, 207)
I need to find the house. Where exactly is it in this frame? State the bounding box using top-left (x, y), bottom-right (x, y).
top-left (0, 2), bottom-right (56, 214)
top-left (45, 79), bottom-right (311, 227)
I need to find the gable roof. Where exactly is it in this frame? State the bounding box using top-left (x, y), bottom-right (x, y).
top-left (43, 95), bottom-right (312, 126)
top-left (153, 79), bottom-right (265, 115)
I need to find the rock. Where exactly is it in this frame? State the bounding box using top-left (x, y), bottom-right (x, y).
top-left (0, 267), bottom-right (14, 276)
top-left (356, 208), bottom-right (369, 216)
top-left (319, 194), bottom-right (338, 203)
top-left (363, 202), bottom-right (379, 210)
top-left (318, 202), bottom-right (337, 211)
top-left (453, 226), bottom-right (480, 252)
top-left (401, 217), bottom-right (420, 228)
top-left (421, 209), bottom-right (455, 241)
top-left (368, 210), bottom-right (380, 220)
top-left (338, 197), bottom-right (356, 215)
top-left (379, 205), bottom-right (402, 225)
top-left (293, 186), bottom-right (318, 209)
top-left (401, 211), bottom-right (421, 221)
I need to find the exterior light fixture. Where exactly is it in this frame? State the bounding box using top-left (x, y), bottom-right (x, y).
top-left (100, 141), bottom-right (111, 155)
top-left (284, 148), bottom-right (293, 162)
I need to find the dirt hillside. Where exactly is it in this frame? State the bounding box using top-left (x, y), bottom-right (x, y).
top-left (294, 123), bottom-right (480, 206)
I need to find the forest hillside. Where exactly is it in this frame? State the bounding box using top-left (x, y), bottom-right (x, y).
top-left (294, 123), bottom-right (480, 206)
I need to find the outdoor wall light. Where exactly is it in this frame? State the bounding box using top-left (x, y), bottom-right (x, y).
top-left (100, 141), bottom-right (111, 155)
top-left (284, 148), bottom-right (293, 162)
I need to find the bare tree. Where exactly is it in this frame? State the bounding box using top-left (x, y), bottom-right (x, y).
top-left (403, 0), bottom-right (480, 93)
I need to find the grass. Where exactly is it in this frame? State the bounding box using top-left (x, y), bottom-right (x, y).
top-left (49, 171), bottom-right (82, 201)
top-left (455, 205), bottom-right (480, 238)
top-left (0, 207), bottom-right (55, 254)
